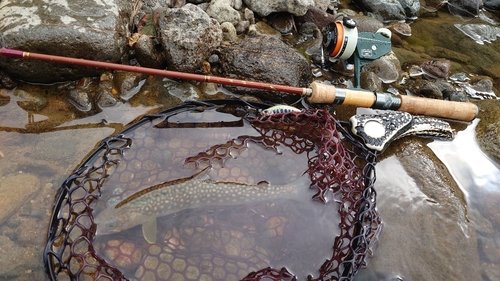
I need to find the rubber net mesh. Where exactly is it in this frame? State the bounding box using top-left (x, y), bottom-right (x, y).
top-left (44, 99), bottom-right (381, 281)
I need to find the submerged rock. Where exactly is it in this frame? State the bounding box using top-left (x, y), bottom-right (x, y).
top-left (0, 235), bottom-right (41, 278)
top-left (0, 0), bottom-right (133, 83)
top-left (0, 173), bottom-right (40, 225)
top-left (371, 140), bottom-right (481, 281)
top-left (475, 99), bottom-right (500, 165)
top-left (13, 85), bottom-right (48, 112)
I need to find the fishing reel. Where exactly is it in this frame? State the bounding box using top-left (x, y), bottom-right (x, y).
top-left (322, 16), bottom-right (393, 88)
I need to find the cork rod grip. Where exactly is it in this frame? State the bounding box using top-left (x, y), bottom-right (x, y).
top-left (308, 82), bottom-right (376, 106)
top-left (308, 81), bottom-right (337, 103)
top-left (398, 95), bottom-right (478, 121)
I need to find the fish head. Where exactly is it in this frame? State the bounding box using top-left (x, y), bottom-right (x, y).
top-left (94, 205), bottom-right (150, 235)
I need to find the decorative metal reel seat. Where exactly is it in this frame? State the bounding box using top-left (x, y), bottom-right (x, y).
top-left (44, 99), bottom-right (381, 281)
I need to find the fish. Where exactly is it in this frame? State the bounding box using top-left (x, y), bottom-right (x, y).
top-left (94, 167), bottom-right (310, 244)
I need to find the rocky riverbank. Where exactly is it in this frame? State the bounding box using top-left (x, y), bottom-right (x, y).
top-left (0, 0), bottom-right (500, 280)
top-left (1, 0), bottom-right (499, 162)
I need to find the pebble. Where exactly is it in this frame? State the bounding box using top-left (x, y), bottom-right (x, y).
top-left (267, 12), bottom-right (295, 35)
top-left (421, 59), bottom-right (451, 79)
top-left (68, 89), bottom-right (92, 112)
top-left (13, 87), bottom-right (48, 112)
top-left (221, 22), bottom-right (238, 42)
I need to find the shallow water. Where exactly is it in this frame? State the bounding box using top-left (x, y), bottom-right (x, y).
top-left (354, 120), bottom-right (500, 280)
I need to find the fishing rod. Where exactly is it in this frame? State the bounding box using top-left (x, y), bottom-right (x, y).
top-left (0, 47), bottom-right (478, 122)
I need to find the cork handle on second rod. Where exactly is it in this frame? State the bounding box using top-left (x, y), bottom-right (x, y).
top-left (308, 82), bottom-right (478, 121)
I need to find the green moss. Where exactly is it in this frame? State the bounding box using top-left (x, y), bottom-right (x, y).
top-left (405, 31), bottom-right (434, 48)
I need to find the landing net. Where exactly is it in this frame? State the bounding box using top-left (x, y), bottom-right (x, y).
top-left (44, 99), bottom-right (381, 281)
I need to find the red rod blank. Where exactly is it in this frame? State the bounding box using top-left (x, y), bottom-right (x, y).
top-left (0, 48), bottom-right (310, 96)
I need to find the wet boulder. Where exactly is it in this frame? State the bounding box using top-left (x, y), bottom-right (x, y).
top-left (216, 35), bottom-right (312, 102)
top-left (447, 0), bottom-right (481, 18)
top-left (158, 4), bottom-right (222, 73)
top-left (352, 0), bottom-right (419, 22)
top-left (0, 0), bottom-right (133, 83)
top-left (483, 0), bottom-right (500, 12)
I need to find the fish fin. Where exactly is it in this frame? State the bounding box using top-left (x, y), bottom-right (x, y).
top-left (193, 166), bottom-right (212, 182)
top-left (142, 217), bottom-right (157, 244)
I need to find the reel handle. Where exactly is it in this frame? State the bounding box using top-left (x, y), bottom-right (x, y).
top-left (308, 82), bottom-right (478, 121)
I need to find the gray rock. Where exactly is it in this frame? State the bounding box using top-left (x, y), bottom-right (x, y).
top-left (448, 0), bottom-right (481, 18)
top-left (134, 34), bottom-right (167, 69)
top-left (405, 79), bottom-right (443, 99)
top-left (220, 22), bottom-right (238, 42)
top-left (351, 14), bottom-right (384, 33)
top-left (216, 35), bottom-right (312, 102)
top-left (267, 13), bottom-right (295, 35)
top-left (314, 0), bottom-right (331, 10)
top-left (113, 72), bottom-right (146, 101)
top-left (0, 0), bottom-right (133, 83)
top-left (244, 8), bottom-right (255, 24)
top-left (295, 7), bottom-right (337, 30)
top-left (244, 0), bottom-right (316, 16)
top-left (360, 71), bottom-right (383, 92)
top-left (235, 20), bottom-right (250, 34)
top-left (398, 0), bottom-right (420, 19)
top-left (362, 52), bottom-right (402, 84)
top-left (248, 22), bottom-right (282, 38)
top-left (158, 4), bottom-right (222, 73)
top-left (97, 91), bottom-right (118, 108)
top-left (206, 0), bottom-right (241, 25)
top-left (68, 89), bottom-right (92, 112)
top-left (167, 0), bottom-right (186, 8)
top-left (484, 0), bottom-right (500, 12)
top-left (233, 0), bottom-right (243, 10)
top-left (352, 0), bottom-right (406, 22)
